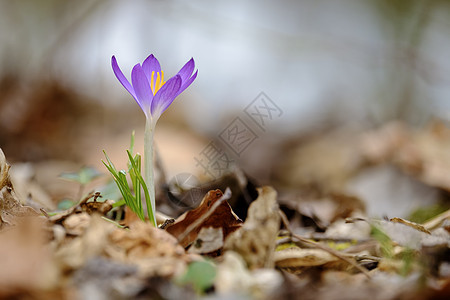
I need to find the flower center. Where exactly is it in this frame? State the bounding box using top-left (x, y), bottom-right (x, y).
top-left (150, 71), bottom-right (165, 95)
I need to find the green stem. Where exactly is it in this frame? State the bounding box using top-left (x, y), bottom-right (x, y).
top-left (144, 119), bottom-right (157, 226)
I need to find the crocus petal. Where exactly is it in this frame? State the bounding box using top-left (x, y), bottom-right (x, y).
top-left (151, 75), bottom-right (182, 120)
top-left (142, 54), bottom-right (161, 83)
top-left (131, 64), bottom-right (154, 117)
top-left (176, 58), bottom-right (195, 83)
top-left (176, 70), bottom-right (198, 97)
top-left (111, 56), bottom-right (137, 99)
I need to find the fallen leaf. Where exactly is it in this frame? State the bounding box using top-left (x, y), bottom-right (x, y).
top-left (107, 222), bottom-right (187, 278)
top-left (47, 192), bottom-right (112, 224)
top-left (165, 189), bottom-right (242, 248)
top-left (224, 186), bottom-right (280, 269)
top-left (359, 121), bottom-right (408, 164)
top-left (72, 257), bottom-right (138, 300)
top-left (55, 214), bottom-right (115, 270)
top-left (274, 247), bottom-right (338, 268)
top-left (361, 120), bottom-right (450, 192)
top-left (163, 170), bottom-right (257, 220)
top-left (110, 222), bottom-right (185, 259)
top-left (80, 198), bottom-right (114, 215)
top-left (0, 217), bottom-right (59, 292)
top-left (120, 205), bottom-right (141, 227)
top-left (273, 129), bottom-right (363, 192)
top-left (188, 227), bottom-right (224, 255)
top-left (0, 148), bottom-right (39, 230)
top-left (9, 162), bottom-right (55, 210)
top-left (215, 251), bottom-right (283, 298)
top-left (279, 191), bottom-right (365, 230)
top-left (63, 212), bottom-right (91, 236)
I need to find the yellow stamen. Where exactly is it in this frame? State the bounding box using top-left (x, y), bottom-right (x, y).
top-left (150, 72), bottom-right (155, 92)
top-left (150, 71), bottom-right (166, 95)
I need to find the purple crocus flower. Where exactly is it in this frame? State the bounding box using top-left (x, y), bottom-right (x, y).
top-left (112, 54), bottom-right (198, 122)
top-left (109, 54), bottom-right (197, 226)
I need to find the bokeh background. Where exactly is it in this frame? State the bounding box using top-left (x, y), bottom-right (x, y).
top-left (1, 0), bottom-right (450, 217)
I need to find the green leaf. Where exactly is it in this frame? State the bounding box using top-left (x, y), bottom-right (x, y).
top-left (370, 224), bottom-right (394, 258)
top-left (102, 130), bottom-right (156, 226)
top-left (60, 166), bottom-right (102, 185)
top-left (176, 261), bottom-right (216, 294)
top-left (112, 199), bottom-right (126, 208)
top-left (57, 199), bottom-right (76, 210)
top-left (103, 150), bottom-right (145, 221)
top-left (399, 248), bottom-right (416, 276)
top-left (127, 150), bottom-right (156, 226)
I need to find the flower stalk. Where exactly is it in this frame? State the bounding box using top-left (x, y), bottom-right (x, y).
top-left (144, 118), bottom-right (156, 226)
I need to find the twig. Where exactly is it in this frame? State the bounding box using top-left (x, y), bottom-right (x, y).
top-left (177, 188), bottom-right (232, 243)
top-left (423, 209), bottom-right (450, 231)
top-left (101, 216), bottom-right (129, 229)
top-left (278, 210), bottom-right (372, 278)
top-left (40, 208), bottom-right (50, 218)
top-left (310, 233), bottom-right (371, 244)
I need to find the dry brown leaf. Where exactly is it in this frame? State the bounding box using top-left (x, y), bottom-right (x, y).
top-left (9, 163), bottom-right (55, 211)
top-left (0, 217), bottom-right (59, 293)
top-left (187, 227), bottom-right (224, 255)
top-left (80, 198), bottom-right (114, 215)
top-left (359, 121), bottom-right (408, 163)
top-left (274, 247), bottom-right (338, 268)
top-left (47, 192), bottom-right (112, 224)
top-left (224, 186), bottom-right (280, 269)
top-left (215, 251), bottom-right (283, 299)
top-left (165, 189), bottom-right (242, 248)
top-left (274, 129), bottom-right (363, 192)
top-left (361, 120), bottom-right (450, 192)
top-left (280, 191), bottom-right (365, 230)
top-left (63, 212), bottom-right (91, 236)
top-left (110, 222), bottom-right (185, 259)
top-left (0, 148), bottom-right (39, 229)
top-left (107, 222), bottom-right (186, 278)
top-left (120, 205), bottom-right (141, 227)
top-left (55, 214), bottom-right (115, 270)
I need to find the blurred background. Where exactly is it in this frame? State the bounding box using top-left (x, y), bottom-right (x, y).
top-left (1, 0), bottom-right (450, 218)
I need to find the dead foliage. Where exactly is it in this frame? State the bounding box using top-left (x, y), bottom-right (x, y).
top-left (0, 148), bottom-right (38, 229)
top-left (1, 121), bottom-right (450, 299)
top-left (165, 188), bottom-right (242, 248)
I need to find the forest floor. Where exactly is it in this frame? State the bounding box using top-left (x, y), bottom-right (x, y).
top-left (1, 89), bottom-right (450, 299)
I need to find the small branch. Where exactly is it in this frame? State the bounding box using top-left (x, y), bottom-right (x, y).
top-left (40, 208), bottom-right (49, 218)
top-left (177, 188), bottom-right (232, 243)
top-left (423, 209), bottom-right (450, 231)
top-left (278, 210), bottom-right (371, 278)
top-left (101, 216), bottom-right (129, 229)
